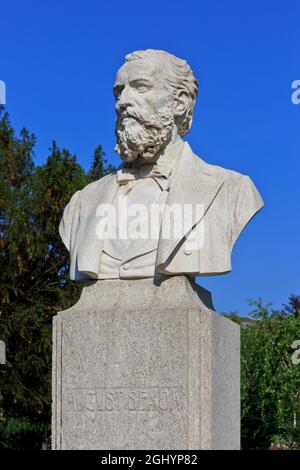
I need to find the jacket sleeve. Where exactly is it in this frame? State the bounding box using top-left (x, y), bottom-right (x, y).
top-left (58, 190), bottom-right (81, 252)
top-left (230, 175), bottom-right (264, 248)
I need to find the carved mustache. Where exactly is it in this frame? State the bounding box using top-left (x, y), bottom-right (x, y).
top-left (116, 109), bottom-right (164, 130)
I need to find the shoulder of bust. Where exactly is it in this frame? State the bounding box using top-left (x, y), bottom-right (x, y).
top-left (192, 154), bottom-right (250, 187)
top-left (79, 172), bottom-right (117, 196)
top-left (183, 142), bottom-right (248, 186)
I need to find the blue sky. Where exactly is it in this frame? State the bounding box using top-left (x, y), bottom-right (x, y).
top-left (1, 0), bottom-right (299, 315)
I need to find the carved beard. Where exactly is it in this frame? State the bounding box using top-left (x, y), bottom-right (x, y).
top-left (114, 106), bottom-right (174, 162)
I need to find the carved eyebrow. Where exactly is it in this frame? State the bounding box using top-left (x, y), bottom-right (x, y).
top-left (113, 79), bottom-right (153, 97)
top-left (129, 79), bottom-right (153, 86)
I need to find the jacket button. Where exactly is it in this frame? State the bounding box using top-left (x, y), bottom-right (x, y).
top-left (184, 248), bottom-right (192, 255)
top-left (122, 263), bottom-right (130, 270)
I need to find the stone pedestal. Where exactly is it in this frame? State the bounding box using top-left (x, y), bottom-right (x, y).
top-left (52, 276), bottom-right (240, 449)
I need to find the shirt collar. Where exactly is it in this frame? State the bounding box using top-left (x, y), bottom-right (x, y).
top-left (117, 139), bottom-right (185, 190)
top-left (125, 139), bottom-right (184, 175)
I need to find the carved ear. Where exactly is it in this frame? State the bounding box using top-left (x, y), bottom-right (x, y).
top-left (173, 89), bottom-right (189, 117)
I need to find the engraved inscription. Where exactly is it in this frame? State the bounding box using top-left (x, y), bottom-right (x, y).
top-left (64, 386), bottom-right (183, 412)
top-left (107, 360), bottom-right (177, 383)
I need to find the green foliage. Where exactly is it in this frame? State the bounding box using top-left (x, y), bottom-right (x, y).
top-left (0, 110), bottom-right (114, 449)
top-left (241, 299), bottom-right (300, 449)
top-left (221, 312), bottom-right (241, 325)
top-left (0, 416), bottom-right (49, 450)
top-left (1, 109), bottom-right (299, 450)
top-left (87, 145), bottom-right (115, 182)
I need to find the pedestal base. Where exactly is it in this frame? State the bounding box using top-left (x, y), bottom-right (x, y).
top-left (52, 276), bottom-right (240, 449)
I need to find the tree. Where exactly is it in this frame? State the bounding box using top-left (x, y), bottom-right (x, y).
top-left (283, 295), bottom-right (300, 318)
top-left (87, 145), bottom-right (114, 182)
top-left (241, 298), bottom-right (300, 449)
top-left (0, 109), bottom-right (114, 448)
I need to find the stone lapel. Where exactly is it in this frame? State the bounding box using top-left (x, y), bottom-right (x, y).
top-left (76, 173), bottom-right (119, 276)
top-left (156, 141), bottom-right (225, 268)
top-left (75, 141), bottom-right (224, 278)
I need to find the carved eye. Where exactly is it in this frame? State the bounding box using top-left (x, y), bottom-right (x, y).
top-left (133, 83), bottom-right (150, 93)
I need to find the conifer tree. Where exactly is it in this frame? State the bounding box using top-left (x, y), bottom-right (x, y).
top-left (0, 108), bottom-right (113, 448)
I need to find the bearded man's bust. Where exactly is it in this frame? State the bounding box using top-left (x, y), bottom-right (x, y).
top-left (59, 49), bottom-right (263, 281)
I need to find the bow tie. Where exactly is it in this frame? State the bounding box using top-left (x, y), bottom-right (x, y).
top-left (116, 165), bottom-right (171, 191)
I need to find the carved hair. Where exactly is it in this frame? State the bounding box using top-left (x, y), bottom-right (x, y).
top-left (125, 49), bottom-right (198, 136)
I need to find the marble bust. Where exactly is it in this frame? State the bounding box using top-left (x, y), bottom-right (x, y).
top-left (59, 49), bottom-right (264, 280)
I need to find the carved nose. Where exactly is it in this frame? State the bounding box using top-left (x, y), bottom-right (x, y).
top-left (118, 87), bottom-right (134, 110)
top-left (118, 98), bottom-right (133, 112)
top-left (119, 101), bottom-right (131, 111)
